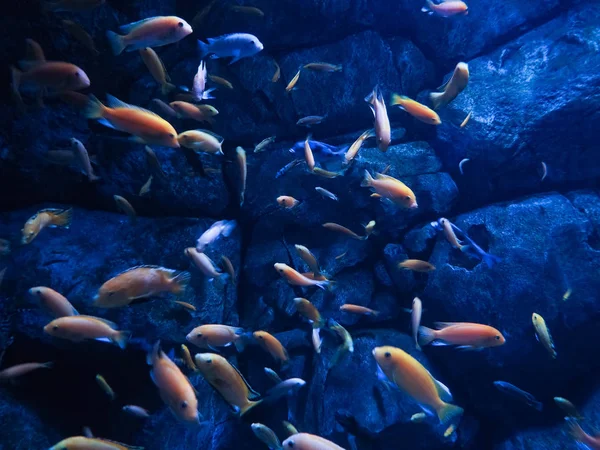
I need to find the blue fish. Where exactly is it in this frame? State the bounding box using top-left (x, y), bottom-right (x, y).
top-left (288, 140), bottom-right (346, 157)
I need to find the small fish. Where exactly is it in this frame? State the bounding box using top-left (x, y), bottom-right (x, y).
top-left (152, 98), bottom-right (177, 118)
top-left (252, 423), bottom-right (282, 450)
top-left (398, 259), bottom-right (436, 272)
top-left (391, 94), bottom-right (441, 125)
top-left (123, 405), bottom-right (151, 418)
top-left (220, 256), bottom-right (236, 285)
top-left (49, 437), bottom-right (142, 450)
top-left (322, 222), bottom-right (366, 240)
top-left (94, 266), bottom-right (190, 308)
top-left (329, 319), bottom-right (354, 361)
top-left (554, 397), bottom-right (583, 420)
top-left (364, 220), bottom-right (376, 237)
top-left (148, 341), bottom-right (200, 423)
top-left (340, 304), bottom-right (379, 316)
top-left (44, 315), bottom-right (130, 349)
top-left (304, 136), bottom-right (315, 171)
top-left (144, 146), bottom-right (167, 179)
top-left (566, 418), bottom-right (600, 449)
top-left (277, 196), bottom-right (300, 209)
top-left (198, 33), bottom-right (263, 65)
top-left (139, 176), bottom-right (153, 197)
top-left (237, 147), bottom-right (247, 206)
top-left (62, 19), bottom-right (100, 56)
top-left (282, 434), bottom-right (344, 450)
top-left (419, 322), bottom-right (505, 349)
top-left (335, 251), bottom-right (347, 260)
top-left (293, 298), bottom-right (324, 328)
top-left (197, 220), bottom-right (237, 252)
top-left (460, 111), bottom-right (472, 128)
top-left (178, 129), bottom-right (223, 154)
top-left (139, 48), bottom-right (175, 95)
top-left (267, 378), bottom-right (306, 399)
top-left (563, 288), bottom-right (572, 301)
top-left (532, 313), bottom-right (557, 359)
top-left (96, 374), bottom-right (116, 400)
top-left (286, 69), bottom-right (302, 92)
top-left (106, 16), bottom-right (193, 55)
top-left (71, 138), bottom-right (100, 182)
top-left (381, 164), bottom-right (391, 175)
top-left (254, 331), bottom-right (289, 364)
top-left (365, 85), bottom-right (391, 152)
top-left (180, 344), bottom-right (197, 371)
top-left (421, 0), bottom-right (469, 17)
top-left (493, 381), bottom-right (543, 411)
top-left (344, 129), bottom-right (375, 165)
top-left (276, 159), bottom-right (303, 179)
top-left (254, 136), bottom-right (276, 153)
top-left (21, 208), bottom-right (72, 245)
top-left (192, 61), bottom-right (216, 101)
top-left (296, 116), bottom-right (325, 127)
top-left (264, 367), bottom-right (282, 384)
top-left (174, 301), bottom-right (196, 311)
top-left (315, 187), bottom-right (338, 201)
top-left (362, 170), bottom-right (418, 208)
top-left (0, 362), bottom-right (53, 381)
top-left (282, 422), bottom-right (299, 437)
top-left (303, 62), bottom-right (342, 72)
top-left (274, 263), bottom-right (330, 290)
top-left (430, 62), bottom-right (469, 110)
top-left (411, 297), bottom-right (423, 351)
top-left (411, 412), bottom-right (427, 423)
top-left (312, 167), bottom-right (342, 178)
top-left (444, 424), bottom-right (456, 438)
top-left (28, 286), bottom-right (79, 318)
top-left (272, 62), bottom-right (281, 83)
top-left (171, 102), bottom-right (218, 124)
top-left (186, 324), bottom-right (246, 351)
top-left (208, 74), bottom-right (234, 90)
top-left (312, 328), bottom-right (322, 354)
top-left (294, 244), bottom-right (321, 276)
top-left (459, 158), bottom-right (470, 175)
top-left (113, 195), bottom-right (136, 221)
top-left (185, 248), bottom-right (222, 279)
top-left (540, 162), bottom-right (548, 181)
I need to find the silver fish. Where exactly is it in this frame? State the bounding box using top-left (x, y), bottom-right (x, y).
top-left (315, 187), bottom-right (338, 201)
top-left (198, 33), bottom-right (263, 65)
top-left (196, 220), bottom-right (236, 252)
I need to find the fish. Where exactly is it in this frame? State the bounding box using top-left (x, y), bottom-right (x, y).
top-left (398, 259), bottom-right (436, 272)
top-left (304, 136), bottom-right (315, 171)
top-left (294, 245), bottom-right (321, 276)
top-left (430, 62), bottom-right (469, 110)
top-left (208, 74), bottom-right (234, 90)
top-left (286, 69), bottom-right (302, 92)
top-left (362, 170), bottom-right (418, 209)
top-left (312, 167), bottom-right (342, 178)
top-left (373, 346), bottom-right (464, 425)
top-left (277, 196), bottom-right (300, 209)
top-left (411, 297), bottom-right (423, 351)
top-left (276, 159), bottom-right (303, 179)
top-left (458, 158), bottom-right (470, 175)
top-left (62, 19), bottom-right (100, 56)
top-left (344, 129), bottom-right (376, 165)
top-left (391, 94), bottom-right (441, 125)
top-left (365, 85), bottom-right (391, 152)
top-left (94, 266), bottom-right (191, 308)
top-left (28, 286), bottom-right (79, 318)
top-left (0, 362), bottom-right (53, 381)
top-left (303, 62), bottom-right (342, 72)
top-left (438, 218), bottom-right (464, 250)
top-left (180, 344), bottom-right (197, 371)
top-left (315, 187), bottom-right (338, 201)
top-left (532, 313), bottom-right (557, 359)
top-left (251, 423), bottom-right (282, 450)
top-left (282, 433), bottom-right (345, 450)
top-left (322, 222), bottom-right (366, 240)
top-left (293, 298), bottom-right (324, 328)
top-left (274, 263), bottom-right (330, 290)
top-left (178, 130), bottom-right (223, 154)
top-left (266, 378), bottom-right (306, 399)
top-left (44, 315), bottom-right (130, 349)
top-left (0, 239), bottom-right (10, 256)
top-left (84, 95), bottom-right (179, 148)
top-left (122, 405), bottom-right (151, 418)
top-left (151, 98), bottom-right (177, 118)
top-left (174, 301), bottom-right (196, 311)
top-left (554, 397), bottom-right (583, 420)
top-left (139, 176), bottom-right (153, 197)
top-left (198, 33), bottom-right (263, 65)
top-left (254, 136), bottom-right (276, 153)
top-left (185, 248), bottom-right (222, 279)
top-left (444, 425), bottom-right (456, 438)
top-left (411, 412), bottom-right (427, 423)
top-left (418, 322), bottom-right (505, 350)
top-left (220, 256), bottom-right (236, 285)
top-left (540, 162), bottom-right (548, 181)
top-left (113, 195), bottom-right (136, 221)
top-left (237, 147), bottom-right (247, 206)
top-left (297, 116), bottom-right (325, 127)
top-left (493, 381), bottom-right (543, 411)
top-left (563, 288), bottom-right (572, 302)
top-left (147, 341), bottom-right (200, 423)
top-left (144, 146), bottom-right (167, 179)
top-left (21, 208), bottom-right (72, 245)
top-left (186, 324), bottom-right (247, 351)
top-left (312, 328), bottom-right (322, 354)
top-left (194, 353), bottom-right (262, 415)
top-left (170, 101), bottom-right (218, 124)
top-left (364, 220), bottom-right (376, 237)
top-left (272, 62), bottom-right (281, 83)
top-left (566, 418), bottom-right (600, 450)
top-left (139, 48), bottom-right (175, 95)
top-left (192, 61), bottom-right (216, 101)
top-left (264, 368), bottom-right (282, 384)
top-left (71, 138), bottom-right (100, 182)
top-left (197, 220), bottom-right (237, 252)
top-left (106, 16), bottom-right (193, 55)
top-left (253, 331), bottom-right (289, 364)
top-left (49, 436), bottom-right (143, 450)
top-left (96, 374), bottom-right (116, 400)
top-left (282, 422), bottom-right (299, 437)
top-left (328, 319), bottom-right (354, 367)
top-left (421, 0), bottom-right (469, 17)
top-left (230, 5), bottom-right (265, 17)
top-left (340, 304), bottom-right (379, 316)
top-left (460, 111), bottom-right (472, 128)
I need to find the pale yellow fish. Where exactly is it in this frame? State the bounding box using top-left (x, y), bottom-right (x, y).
top-left (237, 147), bottom-right (247, 206)
top-left (532, 313), bottom-right (557, 359)
top-left (304, 136), bottom-right (315, 171)
top-left (344, 129), bottom-right (375, 164)
top-left (208, 74), bottom-right (234, 90)
top-left (322, 222), bottom-right (366, 240)
top-left (254, 136), bottom-right (276, 153)
top-left (272, 62), bottom-right (281, 82)
top-left (312, 167), bottom-right (341, 178)
top-left (139, 47), bottom-right (175, 95)
top-left (430, 62), bottom-right (469, 110)
top-left (460, 111), bottom-right (472, 128)
top-left (365, 85), bottom-right (391, 152)
top-left (563, 288), bottom-right (572, 301)
top-left (174, 300), bottom-right (196, 311)
top-left (294, 245), bottom-right (321, 276)
top-left (286, 69), bottom-right (302, 92)
top-left (139, 175), bottom-right (153, 196)
top-left (282, 421), bottom-right (299, 436)
top-left (113, 195), bottom-right (136, 221)
top-left (411, 412), bottom-right (427, 423)
top-left (96, 374), bottom-right (116, 400)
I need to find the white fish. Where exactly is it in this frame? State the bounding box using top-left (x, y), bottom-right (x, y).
top-left (192, 60), bottom-right (215, 101)
top-left (198, 33), bottom-right (263, 64)
top-left (459, 158), bottom-right (469, 175)
top-left (315, 187), bottom-right (338, 201)
top-left (196, 220), bottom-right (237, 251)
top-left (71, 138), bottom-right (100, 182)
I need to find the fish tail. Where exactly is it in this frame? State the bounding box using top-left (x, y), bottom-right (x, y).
top-left (390, 93), bottom-right (404, 106)
top-left (84, 95), bottom-right (106, 120)
top-left (532, 400), bottom-right (544, 412)
top-left (41, 361), bottom-right (54, 369)
top-left (421, 0), bottom-right (434, 13)
top-left (106, 30), bottom-right (126, 56)
top-left (198, 40), bottom-right (209, 59)
top-left (429, 92), bottom-right (445, 110)
top-left (417, 326), bottom-right (437, 346)
top-left (240, 399), bottom-right (262, 417)
top-left (566, 418), bottom-right (587, 442)
top-left (161, 82), bottom-right (176, 95)
top-left (113, 331), bottom-right (131, 349)
top-left (170, 271), bottom-right (191, 295)
top-left (437, 402), bottom-right (464, 427)
top-left (50, 208), bottom-right (73, 228)
top-left (361, 169), bottom-right (374, 187)
top-left (234, 334), bottom-right (250, 352)
top-left (364, 88), bottom-right (375, 105)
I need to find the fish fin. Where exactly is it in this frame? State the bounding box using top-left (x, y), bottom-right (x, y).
top-left (112, 331), bottom-right (131, 349)
top-left (169, 271), bottom-right (191, 295)
top-left (429, 92), bottom-right (445, 111)
top-left (201, 87), bottom-right (217, 100)
top-left (437, 402), bottom-right (464, 427)
top-left (390, 93), bottom-right (407, 109)
top-left (370, 193), bottom-right (382, 198)
top-left (161, 82), bottom-right (176, 95)
top-left (240, 400), bottom-right (262, 416)
top-left (119, 17), bottom-right (158, 33)
top-left (364, 87), bottom-right (376, 106)
top-left (228, 361), bottom-right (261, 400)
top-left (433, 322), bottom-right (461, 330)
top-left (106, 94), bottom-right (162, 118)
top-left (46, 208), bottom-right (72, 228)
top-left (228, 51), bottom-right (242, 65)
top-left (417, 326), bottom-right (437, 346)
top-left (106, 30), bottom-right (126, 56)
top-left (192, 129), bottom-right (225, 143)
top-left (221, 220), bottom-right (237, 237)
top-left (198, 40), bottom-right (210, 58)
top-left (455, 345), bottom-right (482, 351)
top-left (432, 377), bottom-right (453, 402)
top-left (84, 95), bottom-right (106, 120)
top-left (234, 335), bottom-right (249, 352)
top-left (361, 169), bottom-right (374, 187)
top-left (147, 341), bottom-right (161, 365)
top-left (483, 253), bottom-right (501, 268)
top-left (76, 315), bottom-right (118, 328)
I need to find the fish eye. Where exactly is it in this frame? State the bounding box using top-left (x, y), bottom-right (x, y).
top-left (495, 335), bottom-right (500, 340)
top-left (196, 333), bottom-right (202, 338)
top-left (178, 22), bottom-right (184, 27)
top-left (168, 133), bottom-right (175, 138)
top-left (28, 232), bottom-right (34, 236)
top-left (405, 196), bottom-right (411, 201)
top-left (180, 401), bottom-right (188, 409)
top-left (52, 325), bottom-right (59, 331)
top-left (384, 351), bottom-right (391, 358)
top-left (279, 269), bottom-right (284, 273)
top-left (257, 335), bottom-right (263, 340)
top-left (287, 441), bottom-right (295, 448)
top-left (108, 292), bottom-right (115, 297)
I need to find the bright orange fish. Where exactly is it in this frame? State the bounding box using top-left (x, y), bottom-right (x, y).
top-left (418, 322), bottom-right (505, 349)
top-left (253, 331), bottom-right (289, 364)
top-left (391, 94), bottom-right (441, 125)
top-left (362, 170), bottom-right (417, 209)
top-left (21, 208), bottom-right (72, 245)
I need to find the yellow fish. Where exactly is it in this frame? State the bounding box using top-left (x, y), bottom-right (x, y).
top-left (532, 313), bottom-right (557, 359)
top-left (21, 208), bottom-right (72, 245)
top-left (50, 436), bottom-right (143, 449)
top-left (430, 62), bottom-right (469, 110)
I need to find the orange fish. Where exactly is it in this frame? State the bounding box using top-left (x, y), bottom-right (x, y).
top-left (391, 94), bottom-right (441, 125)
top-left (293, 297), bottom-right (324, 328)
top-left (282, 433), bottom-right (345, 450)
top-left (170, 101), bottom-right (218, 124)
top-left (253, 331), bottom-right (289, 364)
top-left (340, 304), bottom-right (379, 316)
top-left (186, 324), bottom-right (246, 351)
top-left (398, 259), bottom-right (436, 272)
top-left (566, 418), bottom-right (600, 450)
top-left (219, 256), bottom-right (236, 285)
top-left (430, 62), bottom-right (469, 110)
top-left (49, 436), bottom-right (142, 450)
top-left (362, 170), bottom-right (418, 209)
top-left (364, 85), bottom-right (391, 152)
top-left (139, 48), bottom-right (175, 95)
top-left (322, 222), bottom-right (366, 240)
top-left (21, 208), bottom-right (72, 245)
top-left (418, 322), bottom-right (505, 349)
top-left (439, 218), bottom-right (463, 250)
top-left (44, 315), bottom-right (130, 349)
top-left (28, 286), bottom-right (79, 318)
top-left (94, 265), bottom-right (190, 308)
top-left (106, 16), bottom-right (193, 55)
top-left (277, 196), bottom-right (299, 209)
top-left (422, 0), bottom-right (468, 17)
top-left (274, 263), bottom-right (330, 290)
top-left (0, 362), bottom-right (53, 381)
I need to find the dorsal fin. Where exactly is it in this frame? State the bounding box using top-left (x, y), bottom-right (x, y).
top-left (25, 38), bottom-right (45, 63)
top-left (96, 438), bottom-right (145, 450)
top-left (374, 172), bottom-right (406, 185)
top-left (106, 95), bottom-right (162, 118)
top-left (229, 361), bottom-right (261, 400)
top-left (119, 17), bottom-right (162, 34)
top-left (434, 322), bottom-right (463, 330)
top-left (77, 315), bottom-right (118, 329)
top-left (115, 265), bottom-right (176, 277)
top-left (192, 129), bottom-right (224, 143)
